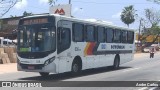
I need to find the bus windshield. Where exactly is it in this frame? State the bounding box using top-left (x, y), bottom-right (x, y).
top-left (18, 23), bottom-right (56, 52)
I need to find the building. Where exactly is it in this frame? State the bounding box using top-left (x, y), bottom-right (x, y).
top-left (0, 16), bottom-right (23, 39)
top-left (0, 13), bottom-right (49, 39)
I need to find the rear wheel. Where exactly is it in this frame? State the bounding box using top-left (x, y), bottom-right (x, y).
top-left (39, 72), bottom-right (49, 77)
top-left (112, 56), bottom-right (120, 69)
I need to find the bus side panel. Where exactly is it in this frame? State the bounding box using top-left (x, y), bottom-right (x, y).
top-left (103, 54), bottom-right (116, 67)
top-left (57, 57), bottom-right (74, 73)
top-left (119, 43), bottom-right (134, 65)
top-left (57, 20), bottom-right (73, 73)
top-left (119, 53), bottom-right (134, 65)
top-left (72, 42), bottom-right (92, 70)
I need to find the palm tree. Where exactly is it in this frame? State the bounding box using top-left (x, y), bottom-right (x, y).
top-left (121, 5), bottom-right (137, 27)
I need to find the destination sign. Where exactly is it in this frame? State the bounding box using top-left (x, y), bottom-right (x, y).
top-left (23, 18), bottom-right (48, 25)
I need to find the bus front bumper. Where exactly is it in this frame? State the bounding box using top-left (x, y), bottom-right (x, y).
top-left (17, 62), bottom-right (57, 74)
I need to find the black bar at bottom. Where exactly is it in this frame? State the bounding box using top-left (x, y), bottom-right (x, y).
top-left (0, 81), bottom-right (160, 87)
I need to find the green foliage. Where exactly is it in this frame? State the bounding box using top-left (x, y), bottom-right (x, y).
top-left (150, 25), bottom-right (160, 35)
top-left (48, 0), bottom-right (57, 5)
top-left (23, 11), bottom-right (33, 16)
top-left (143, 8), bottom-right (160, 35)
top-left (0, 19), bottom-right (2, 25)
top-left (0, 19), bottom-right (3, 30)
top-left (145, 8), bottom-right (160, 26)
top-left (0, 0), bottom-right (18, 17)
top-left (10, 15), bottom-right (17, 17)
top-left (121, 5), bottom-right (137, 27)
top-left (140, 25), bottom-right (160, 44)
top-left (141, 24), bottom-right (160, 47)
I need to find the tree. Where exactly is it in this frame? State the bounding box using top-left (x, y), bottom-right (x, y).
top-left (145, 26), bottom-right (160, 47)
top-left (10, 15), bottom-right (17, 17)
top-left (0, 0), bottom-right (19, 17)
top-left (145, 8), bottom-right (160, 27)
top-left (48, 0), bottom-right (57, 5)
top-left (121, 5), bottom-right (137, 27)
top-left (0, 19), bottom-right (2, 29)
top-left (141, 8), bottom-right (160, 48)
top-left (23, 11), bottom-right (33, 16)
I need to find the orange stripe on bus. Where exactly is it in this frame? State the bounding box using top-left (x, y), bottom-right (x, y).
top-left (84, 42), bottom-right (96, 56)
top-left (84, 43), bottom-right (90, 56)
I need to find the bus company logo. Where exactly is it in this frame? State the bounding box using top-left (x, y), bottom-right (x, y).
top-left (101, 44), bottom-right (106, 49)
top-left (2, 82), bottom-right (12, 87)
top-left (111, 45), bottom-right (125, 49)
top-left (54, 8), bottom-right (65, 15)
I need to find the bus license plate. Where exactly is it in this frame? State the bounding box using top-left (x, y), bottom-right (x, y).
top-left (28, 66), bottom-right (35, 70)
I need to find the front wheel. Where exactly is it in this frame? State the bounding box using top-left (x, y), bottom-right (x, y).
top-left (39, 72), bottom-right (49, 77)
top-left (71, 61), bottom-right (81, 75)
top-left (112, 56), bottom-right (120, 69)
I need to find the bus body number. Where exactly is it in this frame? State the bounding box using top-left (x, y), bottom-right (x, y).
top-left (75, 47), bottom-right (81, 51)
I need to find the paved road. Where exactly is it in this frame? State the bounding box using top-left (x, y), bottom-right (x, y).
top-left (0, 52), bottom-right (160, 90)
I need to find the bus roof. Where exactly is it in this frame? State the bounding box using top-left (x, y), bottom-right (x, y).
top-left (21, 14), bottom-right (135, 32)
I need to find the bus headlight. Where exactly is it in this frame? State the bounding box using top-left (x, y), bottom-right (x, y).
top-left (44, 56), bottom-right (55, 66)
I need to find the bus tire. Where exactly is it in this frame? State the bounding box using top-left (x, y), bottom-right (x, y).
top-left (39, 72), bottom-right (49, 77)
top-left (71, 58), bottom-right (82, 75)
top-left (112, 55), bottom-right (120, 69)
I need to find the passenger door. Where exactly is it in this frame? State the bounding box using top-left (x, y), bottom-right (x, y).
top-left (57, 20), bottom-right (72, 73)
top-left (57, 27), bottom-right (71, 54)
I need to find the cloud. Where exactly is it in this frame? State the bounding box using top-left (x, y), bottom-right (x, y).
top-left (73, 7), bottom-right (79, 13)
top-left (39, 0), bottom-right (49, 5)
top-left (14, 0), bottom-right (27, 9)
top-left (112, 12), bottom-right (121, 19)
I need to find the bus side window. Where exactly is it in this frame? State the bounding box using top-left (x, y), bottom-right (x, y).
top-left (97, 26), bottom-right (105, 42)
top-left (127, 31), bottom-right (134, 44)
top-left (85, 25), bottom-right (95, 42)
top-left (57, 27), bottom-right (71, 54)
top-left (72, 23), bottom-right (84, 42)
top-left (106, 28), bottom-right (113, 43)
top-left (121, 30), bottom-right (127, 43)
top-left (113, 29), bottom-right (121, 43)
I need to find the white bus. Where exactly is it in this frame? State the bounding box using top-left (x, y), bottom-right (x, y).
top-left (17, 14), bottom-right (135, 77)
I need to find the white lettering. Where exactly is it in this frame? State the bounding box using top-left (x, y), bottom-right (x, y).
top-left (147, 83), bottom-right (158, 87)
top-left (136, 83), bottom-right (146, 86)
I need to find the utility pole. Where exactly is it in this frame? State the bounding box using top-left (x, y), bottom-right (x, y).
top-left (138, 18), bottom-right (143, 45)
top-left (69, 0), bottom-right (71, 4)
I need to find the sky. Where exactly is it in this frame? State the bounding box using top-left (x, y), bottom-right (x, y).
top-left (2, 0), bottom-right (160, 30)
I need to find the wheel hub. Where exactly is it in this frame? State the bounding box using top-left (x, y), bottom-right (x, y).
top-left (73, 64), bottom-right (78, 72)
